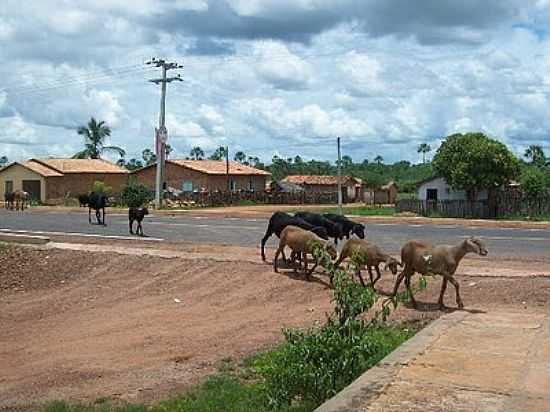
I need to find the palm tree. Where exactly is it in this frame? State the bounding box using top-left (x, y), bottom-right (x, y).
top-left (234, 151), bottom-right (247, 164)
top-left (374, 155), bottom-right (384, 165)
top-left (142, 149), bottom-right (156, 166)
top-left (189, 146), bottom-right (205, 160)
top-left (209, 146), bottom-right (227, 161)
top-left (524, 145), bottom-right (546, 166)
top-left (73, 117), bottom-right (125, 159)
top-left (417, 143), bottom-right (431, 164)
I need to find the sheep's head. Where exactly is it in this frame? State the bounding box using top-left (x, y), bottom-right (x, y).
top-left (352, 223), bottom-right (366, 239)
top-left (383, 257), bottom-right (403, 275)
top-left (466, 237), bottom-right (488, 256)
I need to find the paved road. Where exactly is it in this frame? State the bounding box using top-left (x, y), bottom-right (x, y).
top-left (1, 209), bottom-right (549, 258)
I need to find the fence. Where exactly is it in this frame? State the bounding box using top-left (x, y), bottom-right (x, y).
top-left (396, 192), bottom-right (550, 219)
top-left (170, 191), bottom-right (339, 207)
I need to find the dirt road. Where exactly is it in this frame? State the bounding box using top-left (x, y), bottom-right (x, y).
top-left (1, 244), bottom-right (550, 410)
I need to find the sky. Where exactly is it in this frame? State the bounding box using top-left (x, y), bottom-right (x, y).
top-left (1, 0), bottom-right (550, 165)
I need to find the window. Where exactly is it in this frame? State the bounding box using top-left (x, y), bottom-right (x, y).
top-left (426, 188), bottom-right (438, 201)
top-left (182, 181), bottom-right (193, 192)
top-left (5, 180), bottom-right (13, 194)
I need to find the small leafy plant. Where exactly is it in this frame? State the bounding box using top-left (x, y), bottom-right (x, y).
top-left (120, 178), bottom-right (153, 208)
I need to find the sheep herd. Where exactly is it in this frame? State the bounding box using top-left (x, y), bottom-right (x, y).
top-left (262, 211), bottom-right (488, 310)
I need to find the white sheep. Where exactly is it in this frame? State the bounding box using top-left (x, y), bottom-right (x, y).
top-left (393, 236), bottom-right (488, 310)
top-left (273, 225), bottom-right (337, 279)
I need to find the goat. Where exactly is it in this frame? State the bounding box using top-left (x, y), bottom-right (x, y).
top-left (261, 211), bottom-right (329, 262)
top-left (88, 192), bottom-right (107, 225)
top-left (334, 239), bottom-right (402, 287)
top-left (294, 211), bottom-right (344, 244)
top-left (129, 207), bottom-right (149, 236)
top-left (78, 194), bottom-right (89, 207)
top-left (273, 225), bottom-right (337, 279)
top-left (393, 237), bottom-right (488, 310)
top-left (322, 213), bottom-right (366, 239)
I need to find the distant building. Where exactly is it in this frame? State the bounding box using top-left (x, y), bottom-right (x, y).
top-left (132, 160), bottom-right (270, 193)
top-left (281, 175), bottom-right (363, 202)
top-left (416, 177), bottom-right (488, 201)
top-left (0, 158), bottom-right (128, 204)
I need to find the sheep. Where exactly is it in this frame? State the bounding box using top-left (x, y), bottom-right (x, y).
top-left (294, 211), bottom-right (344, 244)
top-left (392, 237), bottom-right (488, 310)
top-left (261, 211), bottom-right (329, 262)
top-left (273, 225), bottom-right (337, 279)
top-left (129, 207), bottom-right (149, 236)
top-left (88, 192), bottom-right (107, 225)
top-left (333, 239), bottom-right (402, 287)
top-left (322, 213), bottom-right (366, 239)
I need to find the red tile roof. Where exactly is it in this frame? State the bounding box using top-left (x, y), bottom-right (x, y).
top-left (282, 175), bottom-right (360, 186)
top-left (169, 160), bottom-right (270, 176)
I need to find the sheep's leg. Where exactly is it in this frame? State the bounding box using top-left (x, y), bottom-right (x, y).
top-left (138, 221), bottom-right (143, 236)
top-left (438, 278), bottom-right (448, 309)
top-left (373, 266), bottom-right (382, 286)
top-left (88, 207), bottom-right (92, 224)
top-left (129, 219), bottom-right (134, 234)
top-left (392, 269), bottom-right (408, 296)
top-left (405, 275), bottom-right (417, 309)
top-left (447, 276), bottom-right (464, 309)
top-left (260, 229), bottom-right (273, 261)
top-left (306, 255), bottom-right (318, 280)
top-left (102, 207), bottom-right (106, 226)
top-left (273, 244), bottom-right (285, 273)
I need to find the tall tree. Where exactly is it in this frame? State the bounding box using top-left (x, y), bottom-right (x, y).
top-left (524, 145), bottom-right (546, 167)
top-left (125, 158), bottom-right (144, 171)
top-left (209, 146), bottom-right (227, 161)
top-left (189, 146), bottom-right (205, 160)
top-left (248, 156), bottom-right (260, 167)
top-left (0, 156), bottom-right (7, 166)
top-left (417, 143), bottom-right (431, 164)
top-left (433, 132), bottom-right (520, 202)
top-left (73, 117), bottom-right (125, 159)
top-left (234, 151), bottom-right (247, 164)
top-left (341, 155), bottom-right (353, 170)
top-left (374, 155), bottom-right (384, 165)
top-left (165, 144), bottom-right (173, 159)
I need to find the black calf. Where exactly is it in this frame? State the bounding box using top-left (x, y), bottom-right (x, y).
top-left (129, 207), bottom-right (149, 236)
top-left (88, 192), bottom-right (107, 225)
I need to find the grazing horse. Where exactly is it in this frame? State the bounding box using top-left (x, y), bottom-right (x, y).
top-left (88, 192), bottom-right (107, 225)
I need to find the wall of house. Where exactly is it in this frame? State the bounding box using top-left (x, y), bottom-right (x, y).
top-left (132, 163), bottom-right (267, 192)
top-left (0, 165), bottom-right (46, 202)
top-left (417, 177), bottom-right (488, 201)
top-left (45, 173), bottom-right (128, 204)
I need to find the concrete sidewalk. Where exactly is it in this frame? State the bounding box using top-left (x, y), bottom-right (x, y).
top-left (318, 308), bottom-right (550, 412)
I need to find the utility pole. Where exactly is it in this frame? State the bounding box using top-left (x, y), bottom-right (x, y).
top-left (337, 137), bottom-right (343, 215)
top-left (225, 146), bottom-right (230, 191)
top-left (146, 58), bottom-right (183, 208)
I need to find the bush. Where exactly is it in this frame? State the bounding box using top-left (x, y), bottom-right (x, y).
top-left (120, 178), bottom-right (153, 208)
top-left (260, 248), bottom-right (423, 408)
top-left (520, 167), bottom-right (547, 200)
top-left (91, 181), bottom-right (112, 196)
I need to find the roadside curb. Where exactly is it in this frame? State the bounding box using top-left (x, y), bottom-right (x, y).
top-left (0, 232), bottom-right (50, 245)
top-left (314, 310), bottom-right (468, 412)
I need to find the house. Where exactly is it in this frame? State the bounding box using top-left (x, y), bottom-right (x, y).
top-left (281, 175), bottom-right (363, 202)
top-left (416, 176), bottom-right (488, 201)
top-left (365, 181), bottom-right (398, 204)
top-left (131, 160), bottom-right (270, 193)
top-left (269, 180), bottom-right (305, 193)
top-left (0, 158), bottom-right (128, 204)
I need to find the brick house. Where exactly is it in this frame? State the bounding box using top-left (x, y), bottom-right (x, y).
top-left (0, 158), bottom-right (128, 204)
top-left (131, 160), bottom-right (270, 193)
top-left (281, 175), bottom-right (364, 202)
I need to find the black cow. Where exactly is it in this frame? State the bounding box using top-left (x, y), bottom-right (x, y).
top-left (88, 192), bottom-right (107, 225)
top-left (261, 211), bottom-right (328, 262)
top-left (4, 191), bottom-right (15, 210)
top-left (322, 213), bottom-right (366, 239)
top-left (129, 207), bottom-right (149, 236)
top-left (294, 212), bottom-right (344, 244)
top-left (77, 194), bottom-right (89, 207)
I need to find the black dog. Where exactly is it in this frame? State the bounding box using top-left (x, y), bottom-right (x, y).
top-left (129, 207), bottom-right (149, 236)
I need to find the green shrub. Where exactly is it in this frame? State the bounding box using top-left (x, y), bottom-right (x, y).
top-left (91, 181), bottom-right (112, 196)
top-left (120, 178), bottom-right (153, 208)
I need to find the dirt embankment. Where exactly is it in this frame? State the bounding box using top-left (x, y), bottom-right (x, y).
top-left (1, 244), bottom-right (550, 410)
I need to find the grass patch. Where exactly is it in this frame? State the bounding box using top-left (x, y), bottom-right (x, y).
top-left (321, 206), bottom-right (395, 216)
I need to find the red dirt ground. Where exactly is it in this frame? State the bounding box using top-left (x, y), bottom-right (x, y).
top-left (1, 244), bottom-right (550, 410)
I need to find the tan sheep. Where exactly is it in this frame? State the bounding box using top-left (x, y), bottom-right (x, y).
top-left (273, 225), bottom-right (337, 279)
top-left (334, 239), bottom-right (402, 287)
top-left (393, 236), bottom-right (488, 310)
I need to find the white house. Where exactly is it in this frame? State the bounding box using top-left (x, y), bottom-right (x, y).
top-left (417, 177), bottom-right (488, 202)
